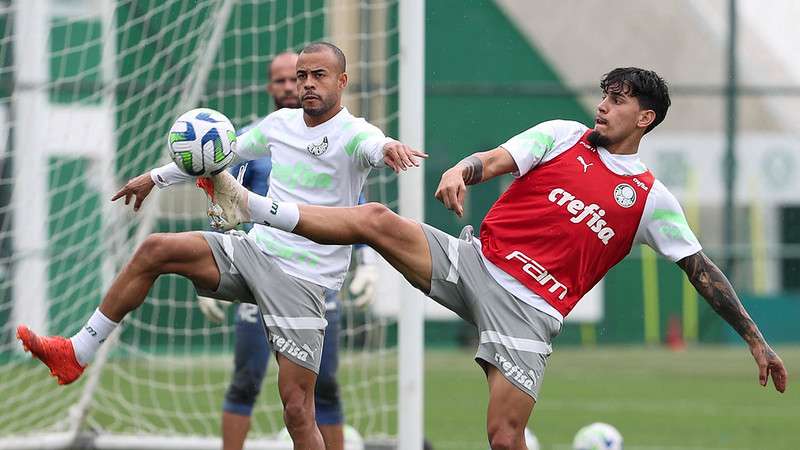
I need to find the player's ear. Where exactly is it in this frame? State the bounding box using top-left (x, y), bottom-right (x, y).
top-left (338, 72), bottom-right (348, 90)
top-left (637, 109), bottom-right (655, 131)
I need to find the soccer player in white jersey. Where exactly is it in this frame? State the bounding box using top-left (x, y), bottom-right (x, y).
top-left (197, 51), bottom-right (377, 450)
top-left (203, 67), bottom-right (788, 450)
top-left (17, 42), bottom-right (424, 450)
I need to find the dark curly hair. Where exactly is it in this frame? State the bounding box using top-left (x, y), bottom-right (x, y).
top-left (601, 67), bottom-right (670, 133)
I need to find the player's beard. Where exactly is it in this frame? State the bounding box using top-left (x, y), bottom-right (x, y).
top-left (302, 92), bottom-right (337, 117)
top-left (274, 94), bottom-right (300, 109)
top-left (587, 130), bottom-right (611, 148)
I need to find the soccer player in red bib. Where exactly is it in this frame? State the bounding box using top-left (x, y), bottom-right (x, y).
top-left (203, 67), bottom-right (788, 450)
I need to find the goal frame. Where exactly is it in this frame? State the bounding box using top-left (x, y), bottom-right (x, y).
top-left (1, 0), bottom-right (426, 449)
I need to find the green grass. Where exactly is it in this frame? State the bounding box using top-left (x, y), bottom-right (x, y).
top-left (2, 346), bottom-right (797, 449)
top-left (423, 346), bottom-right (800, 450)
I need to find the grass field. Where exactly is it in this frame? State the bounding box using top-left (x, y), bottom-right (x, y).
top-left (2, 346), bottom-right (798, 450)
top-left (424, 346), bottom-right (799, 450)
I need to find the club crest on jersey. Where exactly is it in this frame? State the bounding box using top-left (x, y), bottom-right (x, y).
top-left (613, 183), bottom-right (636, 208)
top-left (307, 136), bottom-right (329, 156)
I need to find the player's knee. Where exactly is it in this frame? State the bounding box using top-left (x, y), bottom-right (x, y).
top-left (358, 202), bottom-right (396, 237)
top-left (224, 365), bottom-right (264, 408)
top-left (487, 421), bottom-right (523, 450)
top-left (135, 233), bottom-right (173, 269)
top-left (487, 430), bottom-right (515, 450)
top-left (314, 373), bottom-right (340, 407)
top-left (282, 389), bottom-right (314, 433)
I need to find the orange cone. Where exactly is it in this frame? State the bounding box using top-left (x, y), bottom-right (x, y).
top-left (665, 315), bottom-right (686, 351)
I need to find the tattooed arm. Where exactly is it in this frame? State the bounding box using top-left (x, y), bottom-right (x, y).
top-left (434, 148), bottom-right (517, 217)
top-left (677, 251), bottom-right (788, 393)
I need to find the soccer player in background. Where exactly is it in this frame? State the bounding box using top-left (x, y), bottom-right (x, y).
top-left (205, 67), bottom-right (788, 450)
top-left (17, 42), bottom-right (423, 450)
top-left (195, 51), bottom-right (377, 450)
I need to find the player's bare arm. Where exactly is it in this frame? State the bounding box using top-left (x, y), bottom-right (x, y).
top-left (434, 147), bottom-right (517, 217)
top-left (111, 172), bottom-right (156, 212)
top-left (677, 251), bottom-right (788, 393)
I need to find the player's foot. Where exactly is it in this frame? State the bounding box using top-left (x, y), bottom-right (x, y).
top-left (197, 171), bottom-right (251, 231)
top-left (16, 325), bottom-right (85, 385)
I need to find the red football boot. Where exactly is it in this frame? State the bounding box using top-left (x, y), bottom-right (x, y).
top-left (16, 325), bottom-right (85, 385)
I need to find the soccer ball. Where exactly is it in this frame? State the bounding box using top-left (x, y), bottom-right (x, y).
top-left (573, 422), bottom-right (623, 450)
top-left (167, 108), bottom-right (236, 176)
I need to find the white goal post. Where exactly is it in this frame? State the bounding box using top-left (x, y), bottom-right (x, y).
top-left (0, 0), bottom-right (425, 449)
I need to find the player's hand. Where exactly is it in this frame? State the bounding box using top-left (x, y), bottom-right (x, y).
top-left (382, 140), bottom-right (427, 173)
top-left (349, 264), bottom-right (378, 308)
top-left (111, 172), bottom-right (156, 211)
top-left (434, 166), bottom-right (467, 217)
top-left (197, 295), bottom-right (228, 324)
top-left (750, 341), bottom-right (787, 393)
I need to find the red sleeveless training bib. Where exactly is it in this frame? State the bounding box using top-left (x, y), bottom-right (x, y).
top-left (480, 130), bottom-right (654, 317)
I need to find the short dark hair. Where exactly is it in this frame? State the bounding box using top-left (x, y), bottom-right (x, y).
top-left (600, 67), bottom-right (670, 133)
top-left (267, 51), bottom-right (299, 80)
top-left (300, 41), bottom-right (346, 73)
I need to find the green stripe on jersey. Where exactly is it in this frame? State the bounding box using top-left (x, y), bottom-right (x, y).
top-left (653, 208), bottom-right (697, 243)
top-left (653, 209), bottom-right (689, 225)
top-left (253, 231), bottom-right (319, 267)
top-left (239, 128), bottom-right (270, 156)
top-left (345, 131), bottom-right (379, 157)
top-left (517, 129), bottom-right (554, 158)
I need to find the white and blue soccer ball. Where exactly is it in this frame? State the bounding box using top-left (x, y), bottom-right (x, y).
top-left (573, 422), bottom-right (623, 450)
top-left (167, 108), bottom-right (236, 177)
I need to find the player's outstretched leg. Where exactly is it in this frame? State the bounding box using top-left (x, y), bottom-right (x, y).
top-left (276, 354), bottom-right (325, 450)
top-left (17, 232), bottom-right (220, 385)
top-left (485, 365), bottom-right (535, 450)
top-left (205, 171), bottom-right (433, 293)
top-left (293, 202), bottom-right (432, 292)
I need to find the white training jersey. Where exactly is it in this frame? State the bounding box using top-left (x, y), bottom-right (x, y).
top-left (479, 119), bottom-right (702, 323)
top-left (152, 107), bottom-right (392, 290)
top-left (236, 107), bottom-right (392, 290)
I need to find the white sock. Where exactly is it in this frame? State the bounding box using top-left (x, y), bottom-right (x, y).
top-left (248, 194), bottom-right (300, 232)
top-left (70, 308), bottom-right (118, 366)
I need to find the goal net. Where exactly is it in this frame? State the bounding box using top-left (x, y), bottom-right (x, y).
top-left (0, 0), bottom-right (409, 448)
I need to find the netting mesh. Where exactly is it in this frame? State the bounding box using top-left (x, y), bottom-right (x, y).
top-left (0, 0), bottom-right (401, 443)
